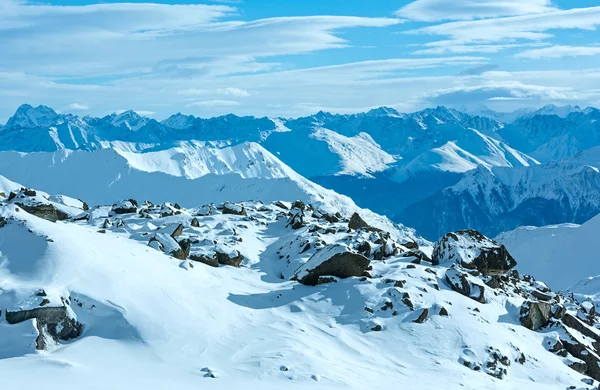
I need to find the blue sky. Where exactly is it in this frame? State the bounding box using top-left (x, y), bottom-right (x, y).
top-left (1, 0), bottom-right (600, 121)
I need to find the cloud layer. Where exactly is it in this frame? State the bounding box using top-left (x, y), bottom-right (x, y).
top-left (1, 1), bottom-right (600, 121)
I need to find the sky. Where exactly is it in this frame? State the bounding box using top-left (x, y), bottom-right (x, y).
top-left (1, 0), bottom-right (600, 122)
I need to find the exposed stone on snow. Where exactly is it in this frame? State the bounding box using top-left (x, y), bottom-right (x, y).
top-left (222, 202), bottom-right (247, 216)
top-left (111, 199), bottom-right (138, 214)
top-left (432, 229), bottom-right (516, 275)
top-left (445, 267), bottom-right (486, 303)
top-left (6, 304), bottom-right (83, 350)
top-left (294, 244), bottom-right (370, 286)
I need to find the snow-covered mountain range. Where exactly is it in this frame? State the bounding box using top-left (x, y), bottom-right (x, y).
top-left (1, 103), bottom-right (599, 240)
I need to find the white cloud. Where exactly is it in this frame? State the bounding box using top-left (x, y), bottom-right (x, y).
top-left (516, 45), bottom-right (600, 59)
top-left (64, 103), bottom-right (89, 111)
top-left (0, 2), bottom-right (401, 78)
top-left (396, 0), bottom-right (556, 22)
top-left (217, 87), bottom-right (250, 97)
top-left (410, 6), bottom-right (600, 43)
top-left (187, 100), bottom-right (242, 107)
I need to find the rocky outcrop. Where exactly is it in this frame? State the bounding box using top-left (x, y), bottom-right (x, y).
top-left (432, 229), bottom-right (516, 275)
top-left (222, 202), bottom-right (247, 216)
top-left (445, 267), bottom-right (486, 303)
top-left (215, 250), bottom-right (244, 267)
top-left (520, 301), bottom-right (552, 330)
top-left (17, 202), bottom-right (69, 222)
top-left (111, 199), bottom-right (138, 214)
top-left (6, 305), bottom-right (83, 350)
top-left (294, 244), bottom-right (370, 286)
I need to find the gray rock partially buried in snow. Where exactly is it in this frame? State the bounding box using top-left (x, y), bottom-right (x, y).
top-left (294, 244), bottom-right (370, 286)
top-left (6, 305), bottom-right (83, 350)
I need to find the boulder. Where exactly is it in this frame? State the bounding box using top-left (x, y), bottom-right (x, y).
top-left (216, 250), bottom-right (244, 267)
top-left (222, 202), bottom-right (247, 216)
top-left (445, 267), bottom-right (486, 303)
top-left (413, 308), bottom-right (429, 323)
top-left (432, 229), bottom-right (516, 275)
top-left (348, 213), bottom-right (369, 230)
top-left (191, 217), bottom-right (200, 228)
top-left (111, 199), bottom-right (138, 214)
top-left (287, 207), bottom-right (305, 230)
top-left (171, 238), bottom-right (191, 260)
top-left (0, 216), bottom-right (7, 228)
top-left (6, 305), bottom-right (83, 350)
top-left (16, 202), bottom-right (69, 222)
top-left (520, 301), bottom-right (552, 330)
top-left (189, 254), bottom-right (219, 267)
top-left (294, 244), bottom-right (370, 286)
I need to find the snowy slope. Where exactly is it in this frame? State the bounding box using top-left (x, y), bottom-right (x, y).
top-left (0, 143), bottom-right (408, 237)
top-left (0, 181), bottom-right (595, 390)
top-left (497, 214), bottom-right (600, 290)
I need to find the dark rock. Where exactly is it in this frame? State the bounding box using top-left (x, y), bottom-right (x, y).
top-left (371, 324), bottom-right (382, 332)
top-left (111, 200), bottom-right (137, 214)
top-left (294, 245), bottom-right (370, 286)
top-left (16, 202), bottom-right (70, 222)
top-left (364, 306), bottom-right (374, 314)
top-left (406, 264), bottom-right (416, 269)
top-left (170, 224), bottom-right (184, 238)
top-left (432, 229), bottom-right (517, 275)
top-left (445, 268), bottom-right (486, 303)
top-left (191, 217), bottom-right (200, 227)
top-left (402, 249), bottom-right (431, 263)
top-left (8, 191), bottom-right (17, 201)
top-left (0, 217), bottom-right (6, 228)
top-left (216, 250), bottom-right (244, 267)
top-left (356, 241), bottom-right (371, 257)
top-left (316, 276), bottom-right (338, 285)
top-left (291, 200), bottom-right (306, 210)
top-left (402, 293), bottom-right (414, 310)
top-left (413, 308), bottom-right (429, 323)
top-left (439, 306), bottom-right (449, 316)
top-left (189, 254), bottom-right (219, 267)
top-left (222, 202), bottom-right (247, 216)
top-left (348, 213), bottom-right (369, 230)
top-left (402, 240), bottom-right (419, 249)
top-left (394, 280), bottom-right (406, 288)
top-left (6, 306), bottom-right (83, 350)
top-left (520, 301), bottom-right (552, 330)
top-left (531, 290), bottom-right (553, 301)
top-left (171, 238), bottom-right (191, 260)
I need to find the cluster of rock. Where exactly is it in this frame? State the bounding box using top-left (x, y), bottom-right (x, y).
top-left (3, 189), bottom-right (600, 387)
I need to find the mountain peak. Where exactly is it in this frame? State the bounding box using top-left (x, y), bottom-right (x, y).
top-left (6, 104), bottom-right (59, 129)
top-left (365, 106), bottom-right (402, 118)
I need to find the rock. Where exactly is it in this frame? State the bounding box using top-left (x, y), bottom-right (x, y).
top-left (294, 244), bottom-right (370, 286)
top-left (170, 224), bottom-right (184, 238)
top-left (111, 199), bottom-right (138, 214)
top-left (274, 201), bottom-right (289, 210)
top-left (216, 250), bottom-right (244, 267)
top-left (316, 276), bottom-right (338, 285)
top-left (371, 324), bottom-right (382, 332)
top-left (401, 293), bottom-right (414, 310)
top-left (16, 202), bottom-right (70, 222)
top-left (432, 229), bottom-right (517, 275)
top-left (356, 241), bottom-right (371, 257)
top-left (445, 267), bottom-right (486, 303)
top-left (171, 238), bottom-right (191, 260)
top-left (191, 217), bottom-right (200, 227)
top-left (520, 301), bottom-right (552, 330)
top-left (189, 254), bottom-right (219, 268)
top-left (402, 240), bottom-right (419, 249)
top-left (413, 308), bottom-right (429, 323)
top-left (287, 207), bottom-right (305, 230)
top-left (6, 305), bottom-right (83, 350)
top-left (0, 216), bottom-right (6, 228)
top-left (439, 306), bottom-right (449, 316)
top-left (401, 249), bottom-right (431, 263)
top-left (222, 202), bottom-right (247, 216)
top-left (531, 290), bottom-right (553, 301)
top-left (348, 213), bottom-right (369, 230)
top-left (291, 200), bottom-right (305, 210)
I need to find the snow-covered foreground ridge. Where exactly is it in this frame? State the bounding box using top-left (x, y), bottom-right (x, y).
top-left (2, 181), bottom-right (600, 389)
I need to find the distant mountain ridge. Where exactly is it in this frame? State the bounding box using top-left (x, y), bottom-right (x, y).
top-left (2, 103), bottom-right (600, 239)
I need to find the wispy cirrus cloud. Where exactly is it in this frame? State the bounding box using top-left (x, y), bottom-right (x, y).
top-left (410, 7), bottom-right (600, 44)
top-left (516, 45), bottom-right (600, 59)
top-left (396, 0), bottom-right (556, 22)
